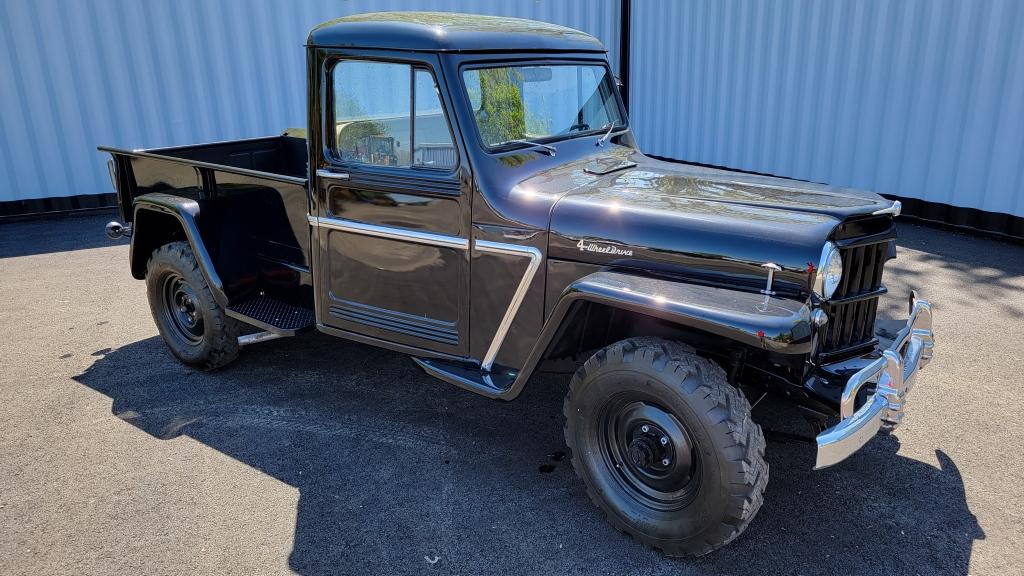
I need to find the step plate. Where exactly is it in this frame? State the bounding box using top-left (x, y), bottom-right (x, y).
top-left (412, 357), bottom-right (516, 399)
top-left (227, 295), bottom-right (315, 335)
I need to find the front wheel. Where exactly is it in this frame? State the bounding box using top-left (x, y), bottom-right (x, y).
top-left (146, 241), bottom-right (240, 370)
top-left (564, 337), bottom-right (767, 556)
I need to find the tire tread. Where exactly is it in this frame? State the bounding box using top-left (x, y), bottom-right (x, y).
top-left (563, 337), bottom-right (768, 557)
top-left (146, 241), bottom-right (240, 371)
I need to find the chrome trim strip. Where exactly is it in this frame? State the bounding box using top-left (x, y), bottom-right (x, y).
top-left (308, 216), bottom-right (469, 250)
top-left (475, 240), bottom-right (543, 372)
top-left (316, 168), bottom-right (349, 181)
top-left (238, 331), bottom-right (286, 346)
top-left (812, 241), bottom-right (838, 298)
top-left (872, 200), bottom-right (902, 216)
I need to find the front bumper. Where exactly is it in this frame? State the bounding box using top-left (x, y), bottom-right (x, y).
top-left (814, 291), bottom-right (935, 469)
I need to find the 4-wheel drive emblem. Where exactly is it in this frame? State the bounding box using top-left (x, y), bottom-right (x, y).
top-left (577, 239), bottom-right (634, 256)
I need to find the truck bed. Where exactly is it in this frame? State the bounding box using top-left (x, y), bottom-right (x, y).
top-left (146, 134), bottom-right (308, 180)
top-left (99, 133), bottom-right (313, 312)
top-left (101, 134), bottom-right (307, 209)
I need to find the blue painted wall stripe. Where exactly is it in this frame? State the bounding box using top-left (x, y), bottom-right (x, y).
top-left (629, 0), bottom-right (1024, 218)
top-left (2, 0), bottom-right (1021, 223)
top-left (0, 0), bottom-right (619, 203)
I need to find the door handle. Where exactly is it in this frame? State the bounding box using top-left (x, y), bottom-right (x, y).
top-left (316, 169), bottom-right (350, 181)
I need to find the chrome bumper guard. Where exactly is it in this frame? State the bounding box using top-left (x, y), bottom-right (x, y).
top-left (814, 291), bottom-right (935, 469)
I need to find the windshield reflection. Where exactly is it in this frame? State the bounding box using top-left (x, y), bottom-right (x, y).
top-left (463, 64), bottom-right (623, 150)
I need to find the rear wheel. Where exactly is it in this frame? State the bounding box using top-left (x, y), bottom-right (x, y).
top-left (564, 337), bottom-right (767, 556)
top-left (146, 241), bottom-right (240, 370)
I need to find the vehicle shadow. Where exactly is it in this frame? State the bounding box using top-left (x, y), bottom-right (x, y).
top-left (886, 221), bottom-right (1024, 319)
top-left (74, 334), bottom-right (982, 576)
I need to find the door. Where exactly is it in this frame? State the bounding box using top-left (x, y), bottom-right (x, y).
top-left (313, 56), bottom-right (470, 356)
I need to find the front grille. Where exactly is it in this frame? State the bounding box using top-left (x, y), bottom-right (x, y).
top-left (820, 229), bottom-right (894, 358)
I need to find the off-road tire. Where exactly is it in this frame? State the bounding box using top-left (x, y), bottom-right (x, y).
top-left (564, 337), bottom-right (768, 556)
top-left (146, 241), bottom-right (240, 370)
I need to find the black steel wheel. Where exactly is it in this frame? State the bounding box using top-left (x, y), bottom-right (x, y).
top-left (564, 337), bottom-right (768, 557)
top-left (146, 241), bottom-right (240, 370)
top-left (160, 272), bottom-right (205, 344)
top-left (598, 398), bottom-right (701, 511)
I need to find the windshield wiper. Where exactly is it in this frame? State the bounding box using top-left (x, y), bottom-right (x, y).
top-left (505, 139), bottom-right (557, 156)
top-left (595, 123), bottom-right (618, 147)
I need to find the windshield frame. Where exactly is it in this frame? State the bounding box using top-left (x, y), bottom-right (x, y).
top-left (457, 58), bottom-right (628, 154)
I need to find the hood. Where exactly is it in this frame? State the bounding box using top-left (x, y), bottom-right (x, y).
top-left (542, 149), bottom-right (893, 293)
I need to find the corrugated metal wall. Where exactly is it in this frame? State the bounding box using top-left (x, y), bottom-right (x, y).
top-left (629, 0), bottom-right (1024, 232)
top-left (0, 0), bottom-right (619, 207)
top-left (4, 0), bottom-right (1023, 234)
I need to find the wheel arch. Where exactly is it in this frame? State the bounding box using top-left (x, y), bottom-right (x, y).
top-left (130, 193), bottom-right (228, 307)
top-left (540, 300), bottom-right (737, 367)
top-left (503, 270), bottom-right (815, 400)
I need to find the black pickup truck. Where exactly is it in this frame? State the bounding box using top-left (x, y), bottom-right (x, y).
top-left (100, 12), bottom-right (935, 556)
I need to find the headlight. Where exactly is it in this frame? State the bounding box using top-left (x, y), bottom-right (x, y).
top-left (815, 242), bottom-right (843, 299)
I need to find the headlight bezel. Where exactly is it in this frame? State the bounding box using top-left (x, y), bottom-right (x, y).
top-left (813, 242), bottom-right (844, 299)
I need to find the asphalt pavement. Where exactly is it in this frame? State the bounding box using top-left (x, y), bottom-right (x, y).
top-left (1, 213), bottom-right (1021, 575)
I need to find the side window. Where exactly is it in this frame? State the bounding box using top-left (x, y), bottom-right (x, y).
top-left (331, 60), bottom-right (455, 169)
top-left (414, 69), bottom-right (456, 168)
top-left (333, 61), bottom-right (410, 166)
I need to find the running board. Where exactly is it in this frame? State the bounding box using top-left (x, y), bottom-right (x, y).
top-left (411, 358), bottom-right (518, 400)
top-left (226, 294), bottom-right (315, 336)
top-left (237, 331), bottom-right (286, 347)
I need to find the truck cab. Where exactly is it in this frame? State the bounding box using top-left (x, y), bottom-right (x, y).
top-left (101, 12), bottom-right (935, 557)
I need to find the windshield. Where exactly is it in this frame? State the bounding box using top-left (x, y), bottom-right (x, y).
top-left (463, 64), bottom-right (623, 149)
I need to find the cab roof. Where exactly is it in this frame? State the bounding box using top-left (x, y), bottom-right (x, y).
top-left (307, 12), bottom-right (605, 53)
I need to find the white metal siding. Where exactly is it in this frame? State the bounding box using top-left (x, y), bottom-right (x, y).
top-left (629, 0), bottom-right (1024, 219)
top-left (0, 0), bottom-right (620, 203)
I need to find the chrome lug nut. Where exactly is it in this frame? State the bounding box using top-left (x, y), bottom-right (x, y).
top-left (641, 425), bottom-right (650, 433)
top-left (660, 436), bottom-right (668, 446)
top-left (661, 458), bottom-right (670, 466)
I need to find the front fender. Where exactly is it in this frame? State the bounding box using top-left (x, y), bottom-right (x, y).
top-left (130, 193), bottom-right (228, 308)
top-left (556, 271), bottom-right (814, 354)
top-left (498, 271), bottom-right (813, 400)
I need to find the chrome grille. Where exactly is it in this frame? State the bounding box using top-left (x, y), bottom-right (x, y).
top-left (821, 240), bottom-right (891, 357)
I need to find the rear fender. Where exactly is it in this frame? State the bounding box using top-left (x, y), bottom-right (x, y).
top-left (129, 193), bottom-right (228, 308)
